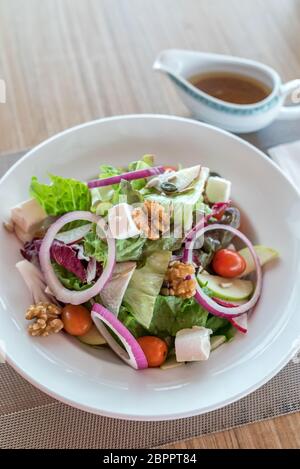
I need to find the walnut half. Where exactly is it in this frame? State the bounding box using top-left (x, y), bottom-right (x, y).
top-left (132, 200), bottom-right (169, 240)
top-left (164, 261), bottom-right (197, 299)
top-left (25, 302), bottom-right (63, 337)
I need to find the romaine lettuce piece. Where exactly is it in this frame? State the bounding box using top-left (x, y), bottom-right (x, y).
top-left (30, 174), bottom-right (91, 216)
top-left (84, 229), bottom-right (147, 263)
top-left (206, 315), bottom-right (236, 341)
top-left (91, 169), bottom-right (145, 210)
top-left (149, 296), bottom-right (208, 337)
top-left (123, 251), bottom-right (171, 328)
top-left (52, 263), bottom-right (89, 291)
top-left (118, 306), bottom-right (147, 338)
top-left (143, 236), bottom-right (183, 256)
top-left (128, 155), bottom-right (154, 190)
top-left (98, 164), bottom-right (122, 179)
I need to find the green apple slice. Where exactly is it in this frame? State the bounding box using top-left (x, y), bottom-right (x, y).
top-left (210, 335), bottom-right (226, 351)
top-left (238, 245), bottom-right (279, 277)
top-left (160, 356), bottom-right (185, 370)
top-left (78, 325), bottom-right (106, 346)
top-left (197, 272), bottom-right (254, 301)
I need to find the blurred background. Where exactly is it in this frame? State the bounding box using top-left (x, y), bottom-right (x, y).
top-left (0, 0), bottom-right (299, 153)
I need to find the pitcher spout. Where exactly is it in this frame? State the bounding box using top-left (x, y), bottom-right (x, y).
top-left (153, 49), bottom-right (222, 79)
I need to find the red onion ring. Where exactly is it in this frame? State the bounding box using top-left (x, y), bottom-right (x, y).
top-left (183, 223), bottom-right (262, 318)
top-left (39, 211), bottom-right (115, 305)
top-left (92, 304), bottom-right (148, 370)
top-left (212, 298), bottom-right (248, 333)
top-left (230, 315), bottom-right (248, 334)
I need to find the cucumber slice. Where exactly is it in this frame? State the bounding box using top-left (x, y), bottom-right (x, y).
top-left (238, 245), bottom-right (279, 277)
top-left (210, 335), bottom-right (226, 351)
top-left (197, 272), bottom-right (254, 301)
top-left (78, 325), bottom-right (106, 346)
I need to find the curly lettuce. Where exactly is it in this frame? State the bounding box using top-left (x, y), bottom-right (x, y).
top-left (30, 174), bottom-right (91, 216)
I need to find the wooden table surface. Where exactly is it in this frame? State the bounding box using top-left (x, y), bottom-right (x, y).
top-left (0, 0), bottom-right (299, 449)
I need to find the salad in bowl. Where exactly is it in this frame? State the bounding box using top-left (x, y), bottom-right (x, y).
top-left (5, 155), bottom-right (278, 371)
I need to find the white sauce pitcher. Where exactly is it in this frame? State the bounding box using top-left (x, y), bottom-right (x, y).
top-left (153, 49), bottom-right (300, 133)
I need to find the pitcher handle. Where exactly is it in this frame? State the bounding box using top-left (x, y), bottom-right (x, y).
top-left (277, 79), bottom-right (300, 120)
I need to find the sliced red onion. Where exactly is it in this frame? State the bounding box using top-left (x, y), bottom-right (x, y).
top-left (39, 212), bottom-right (115, 305)
top-left (230, 314), bottom-right (248, 334)
top-left (86, 257), bottom-right (97, 283)
top-left (212, 297), bottom-right (248, 333)
top-left (87, 166), bottom-right (165, 189)
top-left (183, 224), bottom-right (262, 318)
top-left (91, 304), bottom-right (148, 370)
top-left (205, 202), bottom-right (231, 223)
top-left (55, 223), bottom-right (92, 244)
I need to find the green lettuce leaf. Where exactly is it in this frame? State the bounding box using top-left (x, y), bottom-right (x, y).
top-left (30, 174), bottom-right (91, 216)
top-left (149, 296), bottom-right (209, 337)
top-left (98, 164), bottom-right (122, 179)
top-left (118, 305), bottom-right (147, 338)
top-left (206, 315), bottom-right (236, 341)
top-left (52, 263), bottom-right (89, 291)
top-left (92, 161), bottom-right (147, 210)
top-left (128, 154), bottom-right (154, 190)
top-left (143, 236), bottom-right (183, 256)
top-left (92, 156), bottom-right (152, 210)
top-left (123, 251), bottom-right (171, 328)
top-left (117, 180), bottom-right (144, 204)
top-left (84, 229), bottom-right (147, 263)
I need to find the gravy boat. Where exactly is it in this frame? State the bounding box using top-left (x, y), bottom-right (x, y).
top-left (153, 49), bottom-right (300, 133)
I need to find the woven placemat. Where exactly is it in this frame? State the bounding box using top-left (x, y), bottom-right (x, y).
top-left (0, 146), bottom-right (299, 449)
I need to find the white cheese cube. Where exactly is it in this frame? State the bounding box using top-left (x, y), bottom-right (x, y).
top-left (175, 326), bottom-right (212, 362)
top-left (108, 203), bottom-right (141, 240)
top-left (14, 225), bottom-right (35, 244)
top-left (206, 176), bottom-right (231, 204)
top-left (11, 199), bottom-right (46, 233)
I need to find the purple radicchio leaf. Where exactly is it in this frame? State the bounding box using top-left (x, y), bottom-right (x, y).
top-left (21, 238), bottom-right (87, 282)
top-left (50, 242), bottom-right (87, 282)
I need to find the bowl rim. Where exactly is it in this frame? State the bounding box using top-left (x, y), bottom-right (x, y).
top-left (1, 113), bottom-right (300, 421)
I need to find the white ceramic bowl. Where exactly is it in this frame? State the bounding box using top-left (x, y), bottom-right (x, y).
top-left (0, 115), bottom-right (300, 421)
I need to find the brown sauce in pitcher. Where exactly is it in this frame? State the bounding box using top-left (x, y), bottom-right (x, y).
top-left (189, 71), bottom-right (271, 105)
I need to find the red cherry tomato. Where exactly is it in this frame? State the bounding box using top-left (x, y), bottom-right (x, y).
top-left (212, 249), bottom-right (246, 278)
top-left (62, 305), bottom-right (93, 336)
top-left (137, 336), bottom-right (168, 367)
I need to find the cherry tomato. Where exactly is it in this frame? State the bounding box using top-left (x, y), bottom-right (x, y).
top-left (62, 304), bottom-right (93, 336)
top-left (212, 249), bottom-right (246, 278)
top-left (137, 336), bottom-right (168, 367)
